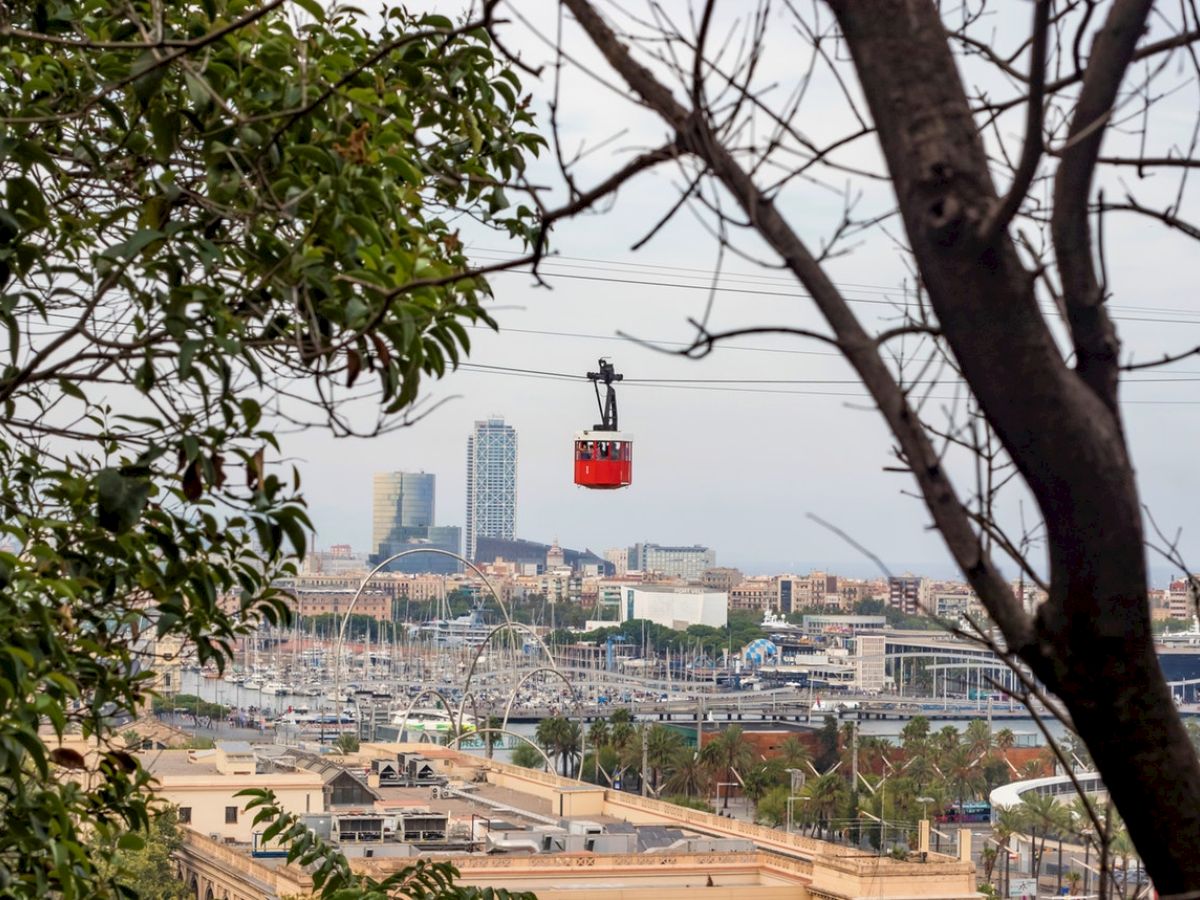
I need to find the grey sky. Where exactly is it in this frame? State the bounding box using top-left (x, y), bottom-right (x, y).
top-left (298, 2), bottom-right (1200, 581)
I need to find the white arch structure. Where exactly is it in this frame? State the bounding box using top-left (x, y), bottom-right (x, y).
top-left (500, 666), bottom-right (584, 734)
top-left (329, 548), bottom-right (587, 770)
top-left (453, 621), bottom-right (564, 757)
top-left (499, 665), bottom-right (586, 778)
top-left (332, 548), bottom-right (515, 722)
top-left (459, 620), bottom-right (556, 699)
top-left (392, 686), bottom-right (464, 743)
top-left (444, 727), bottom-right (554, 771)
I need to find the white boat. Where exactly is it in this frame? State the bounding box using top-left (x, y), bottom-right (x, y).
top-left (409, 603), bottom-right (492, 648)
top-left (262, 680), bottom-right (288, 695)
top-left (390, 708), bottom-right (476, 735)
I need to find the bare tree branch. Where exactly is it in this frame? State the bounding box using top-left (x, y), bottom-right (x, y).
top-left (1052, 0), bottom-right (1154, 412)
top-left (979, 0), bottom-right (1051, 243)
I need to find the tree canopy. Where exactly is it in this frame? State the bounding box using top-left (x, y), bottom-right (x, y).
top-left (0, 0), bottom-right (542, 894)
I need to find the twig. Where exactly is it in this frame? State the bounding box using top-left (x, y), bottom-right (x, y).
top-left (806, 513), bottom-right (893, 579)
top-left (979, 0), bottom-right (1051, 243)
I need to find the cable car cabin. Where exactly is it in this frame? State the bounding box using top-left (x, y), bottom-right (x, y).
top-left (574, 431), bottom-right (632, 489)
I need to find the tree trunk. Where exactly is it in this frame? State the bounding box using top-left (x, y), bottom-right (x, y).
top-left (558, 0), bottom-right (1200, 886)
top-left (826, 1), bottom-right (1200, 889)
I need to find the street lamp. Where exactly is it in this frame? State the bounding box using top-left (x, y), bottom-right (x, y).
top-left (786, 794), bottom-right (809, 834)
top-left (916, 796), bottom-right (935, 855)
top-left (917, 796), bottom-right (935, 820)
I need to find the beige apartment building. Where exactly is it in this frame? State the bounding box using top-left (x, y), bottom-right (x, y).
top-left (140, 742), bottom-right (324, 844)
top-left (702, 567), bottom-right (744, 592)
top-left (174, 744), bottom-right (977, 900)
top-left (775, 572), bottom-right (847, 613)
top-left (729, 577), bottom-right (774, 611)
top-left (291, 590), bottom-right (393, 622)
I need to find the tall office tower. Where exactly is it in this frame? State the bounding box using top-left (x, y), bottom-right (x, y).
top-left (371, 472), bottom-right (460, 573)
top-left (372, 472), bottom-right (435, 556)
top-left (465, 417), bottom-right (517, 561)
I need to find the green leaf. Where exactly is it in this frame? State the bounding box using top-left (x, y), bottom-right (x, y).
top-left (117, 833), bottom-right (145, 852)
top-left (96, 468), bottom-right (151, 534)
top-left (131, 51), bottom-right (167, 104)
top-left (292, 0), bottom-right (326, 21)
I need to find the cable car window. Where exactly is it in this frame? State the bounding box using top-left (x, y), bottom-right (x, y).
top-left (598, 442), bottom-right (609, 459)
top-left (577, 442), bottom-right (591, 461)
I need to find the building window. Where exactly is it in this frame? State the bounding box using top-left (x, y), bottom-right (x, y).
top-left (225, 806), bottom-right (238, 824)
top-left (178, 807), bottom-right (191, 824)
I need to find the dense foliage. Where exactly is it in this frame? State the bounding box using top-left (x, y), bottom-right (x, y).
top-left (0, 0), bottom-right (541, 895)
top-left (101, 807), bottom-right (190, 900)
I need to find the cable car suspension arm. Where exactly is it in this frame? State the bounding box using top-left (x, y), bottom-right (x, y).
top-left (587, 358), bottom-right (623, 431)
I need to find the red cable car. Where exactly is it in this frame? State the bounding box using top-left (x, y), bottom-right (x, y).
top-left (574, 359), bottom-right (632, 490)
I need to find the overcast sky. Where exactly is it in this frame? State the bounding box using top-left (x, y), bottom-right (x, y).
top-left (297, 2), bottom-right (1200, 582)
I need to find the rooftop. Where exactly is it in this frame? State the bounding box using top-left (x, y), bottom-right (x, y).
top-left (169, 742), bottom-right (979, 900)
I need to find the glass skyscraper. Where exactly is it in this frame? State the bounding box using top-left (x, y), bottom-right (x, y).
top-left (371, 472), bottom-right (460, 573)
top-left (465, 417), bottom-right (517, 561)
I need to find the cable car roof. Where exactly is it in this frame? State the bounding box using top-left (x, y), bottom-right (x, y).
top-left (574, 430), bottom-right (633, 441)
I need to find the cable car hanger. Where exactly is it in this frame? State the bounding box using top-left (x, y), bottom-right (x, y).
top-left (589, 358), bottom-right (623, 431)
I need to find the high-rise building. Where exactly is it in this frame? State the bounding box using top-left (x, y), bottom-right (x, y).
top-left (465, 417), bottom-right (517, 561)
top-left (372, 472), bottom-right (434, 553)
top-left (628, 543), bottom-right (715, 581)
top-left (371, 472), bottom-right (460, 574)
top-left (888, 574), bottom-right (929, 616)
top-left (604, 548), bottom-right (630, 578)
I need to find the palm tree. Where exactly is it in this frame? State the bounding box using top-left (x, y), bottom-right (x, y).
top-left (981, 846), bottom-right (999, 885)
top-left (700, 725), bottom-right (754, 809)
top-left (556, 720), bottom-right (583, 778)
top-left (484, 715), bottom-right (503, 759)
top-left (933, 725), bottom-right (962, 765)
top-left (964, 719), bottom-right (993, 759)
top-left (943, 745), bottom-right (986, 809)
top-left (992, 807), bottom-right (1026, 899)
top-left (741, 762), bottom-right (778, 809)
top-left (645, 724), bottom-right (683, 794)
top-left (777, 735), bottom-right (812, 772)
top-left (994, 728), bottom-right (1016, 753)
top-left (856, 736), bottom-right (891, 777)
top-left (1111, 825), bottom-right (1137, 900)
top-left (609, 714), bottom-right (636, 756)
top-left (804, 773), bottom-right (848, 840)
top-left (663, 747), bottom-right (711, 798)
top-left (1019, 759), bottom-right (1047, 780)
top-left (608, 708), bottom-right (634, 726)
top-left (535, 717), bottom-right (562, 771)
top-left (906, 751), bottom-right (936, 792)
top-left (1019, 792), bottom-right (1066, 881)
top-left (900, 716), bottom-right (931, 753)
top-left (536, 716), bottom-right (580, 777)
top-left (588, 719), bottom-right (610, 783)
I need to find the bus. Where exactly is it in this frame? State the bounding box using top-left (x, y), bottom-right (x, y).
top-left (936, 801), bottom-right (992, 823)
